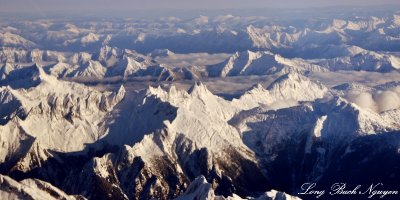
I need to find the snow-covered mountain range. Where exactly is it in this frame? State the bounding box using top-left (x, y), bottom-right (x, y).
top-left (1, 8), bottom-right (400, 200)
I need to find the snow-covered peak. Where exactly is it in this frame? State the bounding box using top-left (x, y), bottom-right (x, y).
top-left (188, 82), bottom-right (212, 96)
top-left (209, 50), bottom-right (327, 77)
top-left (109, 55), bottom-right (155, 78)
top-left (0, 63), bottom-right (57, 89)
top-left (268, 72), bottom-right (303, 86)
top-left (247, 83), bottom-right (267, 94)
top-left (0, 86), bottom-right (19, 104)
top-left (208, 50), bottom-right (273, 77)
top-left (314, 48), bottom-right (400, 72)
top-left (0, 71), bottom-right (126, 152)
top-left (332, 82), bottom-right (372, 93)
top-left (267, 72), bottom-right (329, 101)
top-left (0, 86), bottom-right (29, 123)
top-left (145, 83), bottom-right (220, 107)
top-left (70, 60), bottom-right (106, 79)
top-left (131, 83), bottom-right (244, 152)
top-left (114, 56), bottom-right (142, 76)
top-left (47, 62), bottom-right (74, 77)
top-left (115, 85), bottom-right (126, 101)
top-left (31, 63), bottom-right (57, 83)
top-left (0, 63), bottom-right (14, 80)
top-left (70, 52), bottom-right (93, 65)
top-left (176, 175), bottom-right (302, 200)
top-left (193, 15), bottom-right (209, 25)
top-left (175, 176), bottom-right (215, 200)
top-left (0, 32), bottom-right (37, 48)
top-left (149, 49), bottom-right (175, 57)
top-left (263, 190), bottom-right (302, 200)
top-left (331, 19), bottom-right (348, 29)
top-left (341, 98), bottom-right (399, 134)
top-left (81, 32), bottom-right (100, 45)
top-left (231, 73), bottom-right (330, 112)
top-left (393, 14), bottom-right (400, 26)
top-left (231, 83), bottom-right (274, 110)
top-left (231, 95), bottom-right (400, 175)
top-left (345, 45), bottom-right (367, 56)
top-left (97, 45), bottom-right (121, 67)
top-left (245, 25), bottom-right (272, 49)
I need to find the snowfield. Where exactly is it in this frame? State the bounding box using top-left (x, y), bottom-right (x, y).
top-left (1, 8), bottom-right (400, 200)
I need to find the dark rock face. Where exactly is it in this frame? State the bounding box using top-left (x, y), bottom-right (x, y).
top-left (2, 130), bottom-right (400, 200)
top-left (1, 136), bottom-right (269, 199)
top-left (250, 131), bottom-right (400, 200)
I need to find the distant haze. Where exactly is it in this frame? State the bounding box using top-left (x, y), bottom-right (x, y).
top-left (1, 0), bottom-right (400, 13)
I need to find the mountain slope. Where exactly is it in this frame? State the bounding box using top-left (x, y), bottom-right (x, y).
top-left (208, 50), bottom-right (326, 77)
top-left (0, 174), bottom-right (85, 200)
top-left (0, 65), bottom-right (125, 152)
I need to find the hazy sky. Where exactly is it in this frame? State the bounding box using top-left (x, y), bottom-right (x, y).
top-left (1, 0), bottom-right (399, 15)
